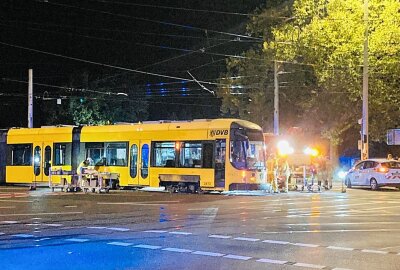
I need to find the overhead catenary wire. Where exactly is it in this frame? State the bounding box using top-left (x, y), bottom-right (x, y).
top-left (38, 1), bottom-right (263, 41)
top-left (0, 19), bottom-right (250, 42)
top-left (90, 0), bottom-right (255, 17)
top-left (0, 41), bottom-right (227, 86)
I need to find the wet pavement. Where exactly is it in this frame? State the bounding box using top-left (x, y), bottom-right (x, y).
top-left (1, 184), bottom-right (400, 270)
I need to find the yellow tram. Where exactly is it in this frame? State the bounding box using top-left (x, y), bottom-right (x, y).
top-left (0, 119), bottom-right (266, 192)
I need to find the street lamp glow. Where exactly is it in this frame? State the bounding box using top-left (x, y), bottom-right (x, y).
top-left (277, 140), bottom-right (294, 156)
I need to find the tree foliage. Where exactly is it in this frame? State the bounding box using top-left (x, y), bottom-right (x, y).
top-left (43, 71), bottom-right (149, 126)
top-left (218, 0), bottom-right (400, 144)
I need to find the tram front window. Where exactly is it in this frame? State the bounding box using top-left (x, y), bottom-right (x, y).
top-left (230, 127), bottom-right (265, 170)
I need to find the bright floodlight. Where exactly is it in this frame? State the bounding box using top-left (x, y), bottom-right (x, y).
top-left (277, 140), bottom-right (294, 156)
top-left (338, 170), bottom-right (347, 179)
top-left (304, 147), bottom-right (319, 157)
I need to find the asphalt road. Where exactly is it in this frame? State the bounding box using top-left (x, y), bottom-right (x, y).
top-left (1, 185), bottom-right (400, 270)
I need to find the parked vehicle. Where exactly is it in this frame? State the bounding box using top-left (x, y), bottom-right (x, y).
top-left (345, 159), bottom-right (400, 190)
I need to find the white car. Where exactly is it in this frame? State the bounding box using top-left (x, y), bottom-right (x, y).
top-left (345, 159), bottom-right (400, 190)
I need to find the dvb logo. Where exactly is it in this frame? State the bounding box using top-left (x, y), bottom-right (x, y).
top-left (210, 129), bottom-right (228, 137)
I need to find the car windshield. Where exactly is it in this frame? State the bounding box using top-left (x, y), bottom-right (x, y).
top-left (381, 161), bottom-right (400, 169)
top-left (230, 126), bottom-right (265, 170)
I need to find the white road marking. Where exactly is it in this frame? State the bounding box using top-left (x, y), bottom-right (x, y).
top-left (26, 223), bottom-right (40, 226)
top-left (262, 229), bottom-right (400, 234)
top-left (234, 237), bottom-right (260, 242)
top-left (97, 201), bottom-right (179, 205)
top-left (327, 246), bottom-right (354, 251)
top-left (208, 235), bottom-right (231, 239)
top-left (34, 238), bottom-right (51, 242)
top-left (13, 234), bottom-right (34, 238)
top-left (162, 247), bottom-right (192, 253)
top-left (201, 207), bottom-right (219, 221)
top-left (286, 221), bottom-right (400, 226)
top-left (144, 230), bottom-right (167, 233)
top-left (134, 244), bottom-right (162, 250)
top-left (65, 238), bottom-right (89, 242)
top-left (380, 245), bottom-right (400, 250)
top-left (0, 232), bottom-right (4, 235)
top-left (332, 268), bottom-right (354, 270)
top-left (257, 258), bottom-right (288, 264)
top-left (44, 224), bottom-right (63, 227)
top-left (262, 240), bottom-right (289, 245)
top-left (292, 243), bottom-right (319, 248)
top-left (106, 227), bottom-right (130, 232)
top-left (107, 242), bottom-right (133, 247)
top-left (293, 262), bottom-right (326, 269)
top-left (64, 205), bottom-right (77, 208)
top-left (361, 249), bottom-right (388, 254)
top-left (169, 231), bottom-right (192, 235)
top-left (87, 226), bottom-right (106, 229)
top-left (0, 211), bottom-right (82, 217)
top-left (0, 199), bottom-right (33, 203)
top-left (223, 254), bottom-right (252, 260)
top-left (32, 218), bottom-right (42, 220)
top-left (192, 251), bottom-right (224, 257)
top-left (0, 206), bottom-right (15, 209)
top-left (1, 221), bottom-right (18, 224)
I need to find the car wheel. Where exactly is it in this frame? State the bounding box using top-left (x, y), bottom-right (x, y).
top-left (370, 178), bottom-right (378, 190)
top-left (345, 177), bottom-right (352, 188)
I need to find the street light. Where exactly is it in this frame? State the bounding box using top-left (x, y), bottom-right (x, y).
top-left (361, 0), bottom-right (369, 160)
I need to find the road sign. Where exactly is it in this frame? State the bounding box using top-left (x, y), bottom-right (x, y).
top-left (387, 129), bottom-right (400, 145)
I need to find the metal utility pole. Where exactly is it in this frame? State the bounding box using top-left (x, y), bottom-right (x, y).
top-left (274, 60), bottom-right (279, 135)
top-left (361, 0), bottom-right (369, 160)
top-left (28, 69), bottom-right (33, 128)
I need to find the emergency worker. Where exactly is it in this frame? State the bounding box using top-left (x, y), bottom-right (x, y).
top-left (272, 156), bottom-right (280, 193)
top-left (281, 157), bottom-right (290, 192)
top-left (309, 162), bottom-right (317, 190)
top-left (77, 158), bottom-right (92, 185)
top-left (266, 154), bottom-right (276, 193)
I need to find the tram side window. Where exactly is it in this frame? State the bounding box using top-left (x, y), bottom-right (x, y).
top-left (7, 144), bottom-right (32, 166)
top-left (53, 143), bottom-right (72, 166)
top-left (106, 142), bottom-right (128, 166)
top-left (86, 142), bottom-right (105, 166)
top-left (179, 142), bottom-right (203, 168)
top-left (153, 142), bottom-right (176, 167)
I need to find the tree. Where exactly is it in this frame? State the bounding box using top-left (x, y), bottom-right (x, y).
top-left (43, 70), bottom-right (149, 126)
top-left (219, 0), bottom-right (400, 145)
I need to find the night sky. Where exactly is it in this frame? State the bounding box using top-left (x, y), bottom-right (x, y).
top-left (0, 0), bottom-right (265, 128)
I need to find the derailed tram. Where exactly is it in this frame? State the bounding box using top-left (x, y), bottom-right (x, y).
top-left (0, 119), bottom-right (266, 192)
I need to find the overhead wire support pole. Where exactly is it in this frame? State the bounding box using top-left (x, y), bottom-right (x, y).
top-left (28, 69), bottom-right (33, 128)
top-left (274, 60), bottom-right (279, 136)
top-left (362, 0), bottom-right (369, 160)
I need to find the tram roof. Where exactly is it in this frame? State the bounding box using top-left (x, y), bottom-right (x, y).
top-left (5, 119), bottom-right (262, 138)
top-left (81, 118), bottom-right (261, 133)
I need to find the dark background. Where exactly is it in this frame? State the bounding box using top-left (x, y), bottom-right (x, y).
top-left (0, 0), bottom-right (265, 128)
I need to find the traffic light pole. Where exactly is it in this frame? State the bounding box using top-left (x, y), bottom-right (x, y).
top-left (274, 61), bottom-right (279, 136)
top-left (28, 69), bottom-right (33, 128)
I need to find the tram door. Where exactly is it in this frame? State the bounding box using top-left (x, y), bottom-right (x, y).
top-left (129, 141), bottom-right (150, 186)
top-left (215, 139), bottom-right (226, 188)
top-left (32, 143), bottom-right (52, 182)
top-left (139, 141), bottom-right (150, 186)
